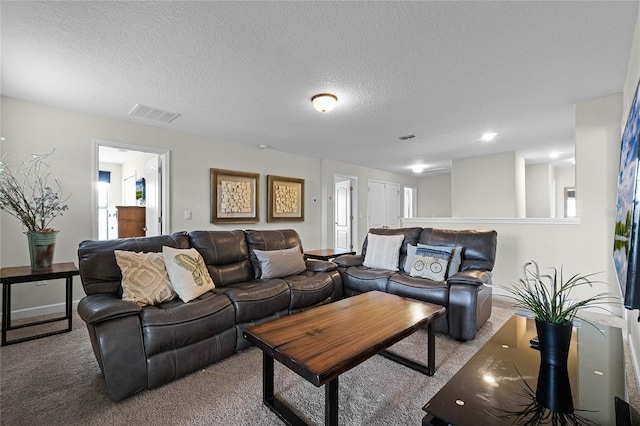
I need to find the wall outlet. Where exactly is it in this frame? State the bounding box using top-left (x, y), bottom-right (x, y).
top-left (36, 280), bottom-right (47, 286)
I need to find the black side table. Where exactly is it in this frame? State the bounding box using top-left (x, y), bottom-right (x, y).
top-left (1, 262), bottom-right (79, 346)
top-left (304, 248), bottom-right (356, 261)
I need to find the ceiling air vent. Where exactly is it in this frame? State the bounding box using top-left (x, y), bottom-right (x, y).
top-left (129, 104), bottom-right (181, 123)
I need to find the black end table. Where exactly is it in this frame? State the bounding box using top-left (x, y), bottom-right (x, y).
top-left (1, 262), bottom-right (79, 346)
top-left (304, 248), bottom-right (356, 261)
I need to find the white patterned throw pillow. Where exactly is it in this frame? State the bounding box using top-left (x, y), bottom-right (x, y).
top-left (363, 233), bottom-right (405, 270)
top-left (114, 250), bottom-right (176, 306)
top-left (162, 246), bottom-right (215, 303)
top-left (410, 245), bottom-right (457, 281)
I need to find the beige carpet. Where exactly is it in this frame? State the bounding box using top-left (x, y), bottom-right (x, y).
top-left (0, 296), bottom-right (638, 425)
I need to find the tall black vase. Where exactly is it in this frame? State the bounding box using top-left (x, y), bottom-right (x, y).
top-left (535, 319), bottom-right (573, 367)
top-left (535, 362), bottom-right (574, 413)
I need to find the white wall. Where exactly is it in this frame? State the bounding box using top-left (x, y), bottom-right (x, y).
top-left (526, 163), bottom-right (554, 217)
top-left (417, 173), bottom-right (452, 217)
top-left (404, 92), bottom-right (623, 315)
top-left (623, 4), bottom-right (640, 395)
top-left (451, 151), bottom-right (526, 217)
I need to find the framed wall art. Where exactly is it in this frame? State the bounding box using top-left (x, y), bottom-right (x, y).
top-left (210, 168), bottom-right (260, 224)
top-left (267, 175), bottom-right (304, 222)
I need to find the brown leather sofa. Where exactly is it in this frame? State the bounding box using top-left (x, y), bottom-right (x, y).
top-left (77, 229), bottom-right (341, 401)
top-left (334, 227), bottom-right (497, 342)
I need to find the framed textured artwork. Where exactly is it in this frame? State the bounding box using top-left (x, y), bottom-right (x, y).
top-left (210, 168), bottom-right (260, 223)
top-left (267, 175), bottom-right (304, 222)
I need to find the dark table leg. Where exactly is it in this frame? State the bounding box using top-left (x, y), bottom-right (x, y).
top-left (1, 283), bottom-right (9, 346)
top-left (262, 352), bottom-right (309, 426)
top-left (325, 377), bottom-right (339, 426)
top-left (380, 320), bottom-right (437, 376)
top-left (65, 276), bottom-right (73, 332)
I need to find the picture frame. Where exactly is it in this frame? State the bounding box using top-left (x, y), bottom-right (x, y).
top-left (210, 168), bottom-right (260, 224)
top-left (267, 175), bottom-right (304, 222)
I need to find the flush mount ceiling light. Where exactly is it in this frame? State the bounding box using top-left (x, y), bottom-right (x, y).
top-left (411, 165), bottom-right (426, 173)
top-left (481, 132), bottom-right (498, 142)
top-left (311, 93), bottom-right (338, 113)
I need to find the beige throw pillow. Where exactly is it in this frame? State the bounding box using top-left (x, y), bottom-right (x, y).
top-left (253, 245), bottom-right (306, 279)
top-left (162, 246), bottom-right (215, 303)
top-left (114, 250), bottom-right (176, 306)
top-left (363, 233), bottom-right (405, 270)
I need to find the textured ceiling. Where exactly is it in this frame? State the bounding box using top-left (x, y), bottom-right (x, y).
top-left (2, 1), bottom-right (638, 175)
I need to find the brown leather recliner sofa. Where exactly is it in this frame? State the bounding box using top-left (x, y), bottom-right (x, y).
top-left (334, 227), bottom-right (497, 342)
top-left (77, 229), bottom-right (341, 401)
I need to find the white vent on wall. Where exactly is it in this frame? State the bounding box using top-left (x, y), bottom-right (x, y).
top-left (129, 104), bottom-right (181, 123)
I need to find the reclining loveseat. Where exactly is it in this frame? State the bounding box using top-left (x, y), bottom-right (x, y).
top-left (77, 229), bottom-right (341, 401)
top-left (334, 227), bottom-right (497, 341)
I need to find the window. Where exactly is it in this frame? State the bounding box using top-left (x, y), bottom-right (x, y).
top-left (403, 186), bottom-right (417, 218)
top-left (98, 171), bottom-right (111, 240)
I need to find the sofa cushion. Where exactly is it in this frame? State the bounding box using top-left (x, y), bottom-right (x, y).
top-left (140, 292), bottom-right (236, 357)
top-left (418, 228), bottom-right (497, 271)
top-left (78, 231), bottom-right (191, 296)
top-left (363, 233), bottom-right (405, 270)
top-left (387, 272), bottom-right (449, 306)
top-left (281, 271), bottom-right (335, 309)
top-left (221, 279), bottom-right (291, 323)
top-left (163, 246), bottom-right (215, 302)
top-left (114, 250), bottom-right (176, 306)
top-left (253, 246), bottom-right (306, 278)
top-left (188, 230), bottom-right (255, 287)
top-left (341, 266), bottom-right (394, 293)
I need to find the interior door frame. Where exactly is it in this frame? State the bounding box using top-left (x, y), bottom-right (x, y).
top-left (92, 138), bottom-right (171, 240)
top-left (333, 174), bottom-right (358, 252)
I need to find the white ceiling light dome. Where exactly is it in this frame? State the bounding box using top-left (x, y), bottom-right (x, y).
top-left (311, 94), bottom-right (338, 113)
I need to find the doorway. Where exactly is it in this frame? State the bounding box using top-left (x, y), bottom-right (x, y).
top-left (92, 139), bottom-right (171, 240)
top-left (333, 175), bottom-right (357, 251)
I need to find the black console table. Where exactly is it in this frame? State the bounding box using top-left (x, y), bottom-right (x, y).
top-left (1, 262), bottom-right (78, 346)
top-left (423, 313), bottom-right (629, 425)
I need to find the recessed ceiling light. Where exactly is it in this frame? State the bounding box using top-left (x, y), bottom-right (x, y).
top-left (481, 132), bottom-right (498, 142)
top-left (411, 165), bottom-right (426, 173)
top-left (258, 144), bottom-right (269, 149)
top-left (549, 151), bottom-right (560, 159)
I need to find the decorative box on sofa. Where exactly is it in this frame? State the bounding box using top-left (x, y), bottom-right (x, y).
top-left (334, 227), bottom-right (497, 341)
top-left (77, 229), bottom-right (341, 401)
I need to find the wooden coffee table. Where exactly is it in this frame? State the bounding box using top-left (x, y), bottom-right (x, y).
top-left (243, 291), bottom-right (446, 425)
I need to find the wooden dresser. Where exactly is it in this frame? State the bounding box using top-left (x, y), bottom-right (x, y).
top-left (116, 206), bottom-right (146, 238)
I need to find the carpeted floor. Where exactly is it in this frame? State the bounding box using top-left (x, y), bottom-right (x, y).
top-left (0, 296), bottom-right (638, 425)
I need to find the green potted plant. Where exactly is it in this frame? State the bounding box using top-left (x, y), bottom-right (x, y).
top-left (0, 150), bottom-right (70, 270)
top-left (505, 260), bottom-right (614, 366)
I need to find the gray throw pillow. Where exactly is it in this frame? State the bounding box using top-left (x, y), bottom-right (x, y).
top-left (253, 245), bottom-right (306, 279)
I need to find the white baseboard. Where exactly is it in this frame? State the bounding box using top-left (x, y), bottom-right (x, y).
top-left (1, 300), bottom-right (81, 321)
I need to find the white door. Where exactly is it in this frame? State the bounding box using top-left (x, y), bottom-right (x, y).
top-left (385, 183), bottom-right (400, 229)
top-left (368, 180), bottom-right (400, 229)
top-left (145, 156), bottom-right (162, 236)
top-left (334, 178), bottom-right (352, 251)
top-left (368, 181), bottom-right (386, 229)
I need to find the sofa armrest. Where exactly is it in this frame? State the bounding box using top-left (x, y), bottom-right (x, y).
top-left (448, 270), bottom-right (492, 286)
top-left (333, 254), bottom-right (364, 268)
top-left (305, 259), bottom-right (338, 272)
top-left (78, 294), bottom-right (142, 325)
